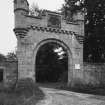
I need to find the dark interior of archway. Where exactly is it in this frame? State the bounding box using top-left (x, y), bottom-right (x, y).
top-left (36, 42), bottom-right (68, 83)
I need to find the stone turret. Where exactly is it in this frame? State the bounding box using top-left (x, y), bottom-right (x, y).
top-left (14, 0), bottom-right (29, 39)
top-left (14, 0), bottom-right (29, 12)
top-left (14, 0), bottom-right (29, 28)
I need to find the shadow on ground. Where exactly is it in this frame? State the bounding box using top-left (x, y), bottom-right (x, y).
top-left (0, 82), bottom-right (105, 105)
top-left (37, 82), bottom-right (105, 96)
top-left (70, 87), bottom-right (105, 96)
top-left (33, 84), bottom-right (45, 104)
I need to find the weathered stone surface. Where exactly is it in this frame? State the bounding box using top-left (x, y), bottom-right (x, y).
top-left (14, 0), bottom-right (84, 88)
top-left (0, 60), bottom-right (18, 88)
top-left (83, 63), bottom-right (105, 87)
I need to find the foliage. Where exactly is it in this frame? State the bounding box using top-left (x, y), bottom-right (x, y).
top-left (84, 0), bottom-right (105, 62)
top-left (62, 0), bottom-right (84, 20)
top-left (62, 0), bottom-right (105, 63)
top-left (6, 52), bottom-right (17, 61)
top-left (85, 0), bottom-right (105, 36)
top-left (29, 3), bottom-right (41, 16)
top-left (0, 52), bottom-right (17, 62)
top-left (0, 53), bottom-right (6, 62)
top-left (0, 78), bottom-right (45, 105)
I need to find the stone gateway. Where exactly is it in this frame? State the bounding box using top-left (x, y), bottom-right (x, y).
top-left (13, 0), bottom-right (84, 87)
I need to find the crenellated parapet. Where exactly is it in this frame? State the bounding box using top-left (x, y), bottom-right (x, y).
top-left (13, 0), bottom-right (84, 45)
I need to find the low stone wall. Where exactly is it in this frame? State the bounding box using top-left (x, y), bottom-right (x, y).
top-left (83, 63), bottom-right (105, 87)
top-left (2, 60), bottom-right (105, 89)
top-left (3, 60), bottom-right (18, 88)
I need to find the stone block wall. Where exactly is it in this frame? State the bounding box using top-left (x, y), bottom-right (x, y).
top-left (4, 61), bottom-right (18, 87)
top-left (83, 63), bottom-right (105, 87)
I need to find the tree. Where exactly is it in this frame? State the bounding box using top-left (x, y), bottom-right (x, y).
top-left (84, 0), bottom-right (105, 62)
top-left (6, 52), bottom-right (17, 61)
top-left (0, 53), bottom-right (6, 62)
top-left (62, 0), bottom-right (105, 63)
top-left (62, 0), bottom-right (84, 20)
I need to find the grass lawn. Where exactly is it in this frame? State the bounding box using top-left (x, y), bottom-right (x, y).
top-left (1, 81), bottom-right (105, 105)
top-left (0, 82), bottom-right (45, 105)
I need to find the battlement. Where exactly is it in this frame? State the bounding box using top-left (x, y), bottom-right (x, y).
top-left (14, 9), bottom-right (84, 34)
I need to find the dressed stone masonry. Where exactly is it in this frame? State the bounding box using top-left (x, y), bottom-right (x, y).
top-left (14, 0), bottom-right (84, 87)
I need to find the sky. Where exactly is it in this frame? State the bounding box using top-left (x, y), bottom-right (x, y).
top-left (0, 0), bottom-right (64, 55)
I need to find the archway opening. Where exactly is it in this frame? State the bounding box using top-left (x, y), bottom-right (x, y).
top-left (36, 42), bottom-right (68, 83)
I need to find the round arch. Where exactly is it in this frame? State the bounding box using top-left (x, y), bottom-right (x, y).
top-left (33, 38), bottom-right (73, 84)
